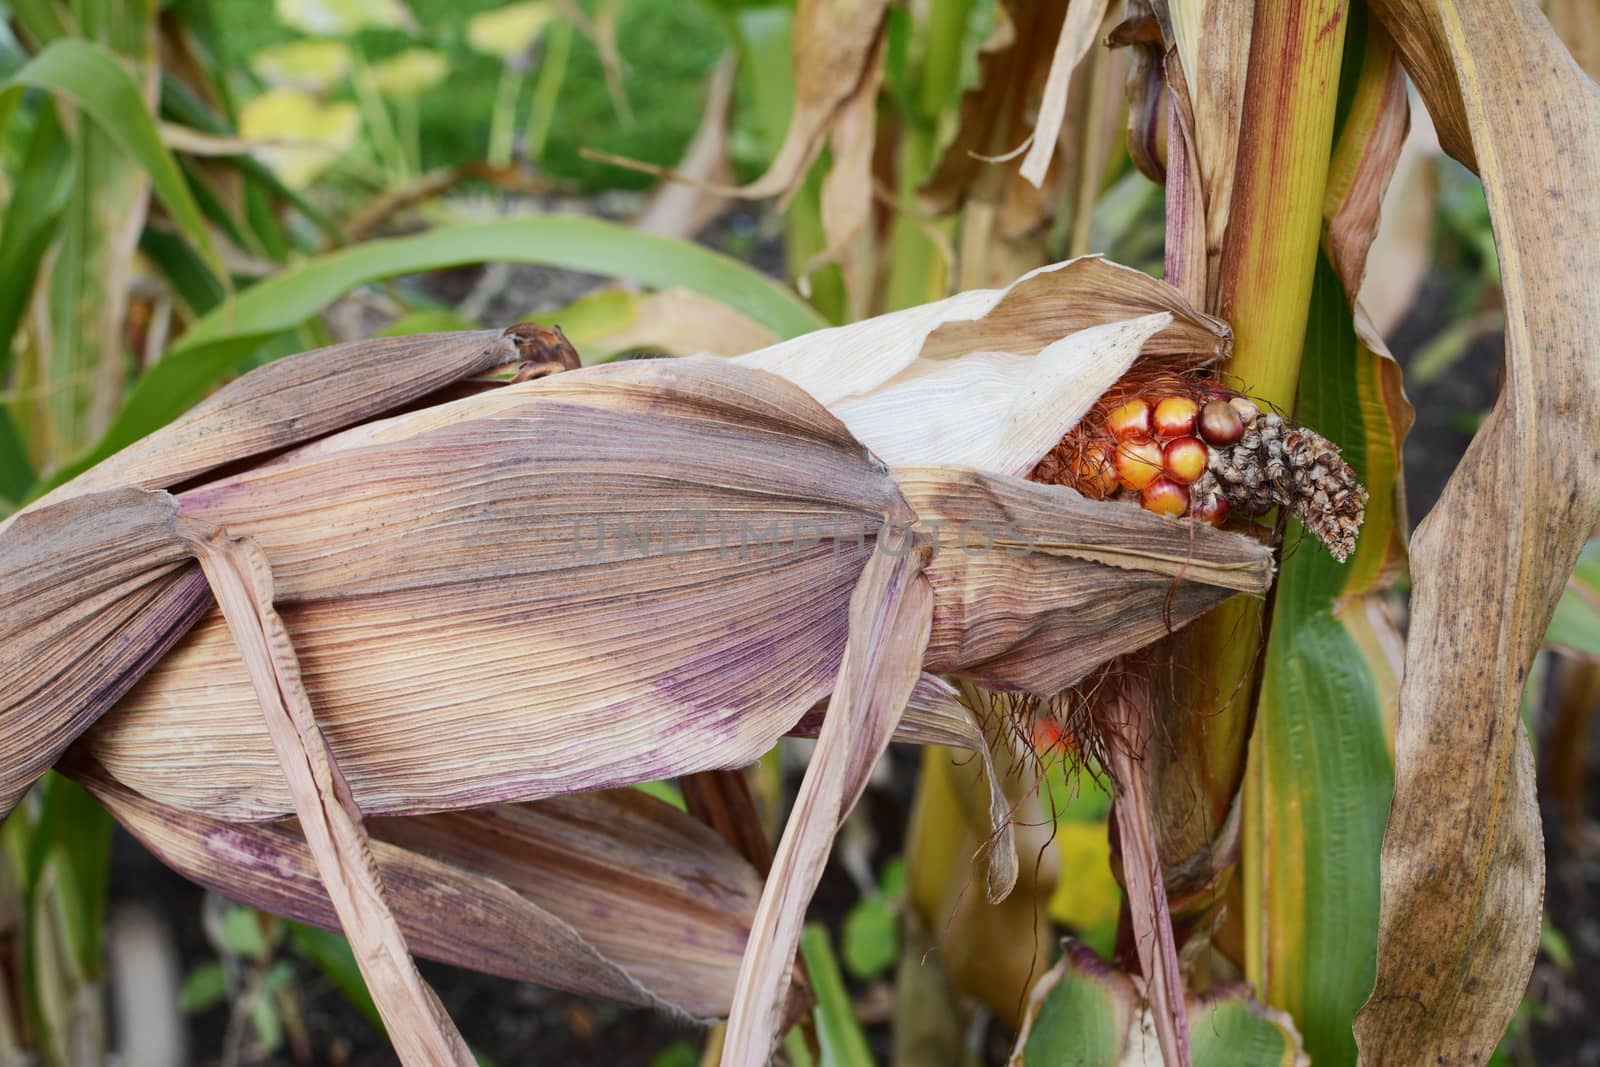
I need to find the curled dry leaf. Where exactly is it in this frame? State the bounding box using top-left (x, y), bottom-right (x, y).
top-left (742, 0), bottom-right (889, 202)
top-left (1354, 1), bottom-right (1600, 1062)
top-left (1322, 23), bottom-right (1410, 318)
top-left (1163, 0), bottom-right (1254, 299)
top-left (1018, 0), bottom-right (1113, 187)
top-left (804, 29), bottom-right (885, 302)
top-left (584, 0), bottom-right (887, 212)
top-left (921, 0), bottom-right (1064, 216)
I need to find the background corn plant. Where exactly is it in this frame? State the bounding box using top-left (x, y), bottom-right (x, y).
top-left (1, 0), bottom-right (1597, 1064)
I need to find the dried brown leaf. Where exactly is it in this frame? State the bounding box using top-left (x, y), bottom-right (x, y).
top-left (1323, 26), bottom-right (1410, 307)
top-left (1356, 1), bottom-right (1600, 1061)
top-left (1019, 0), bottom-right (1113, 187)
top-left (807, 31), bottom-right (886, 304)
top-left (743, 0), bottom-right (889, 201)
top-left (921, 1), bottom-right (1068, 218)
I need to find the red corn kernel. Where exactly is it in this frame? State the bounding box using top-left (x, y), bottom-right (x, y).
top-left (1198, 399), bottom-right (1245, 446)
top-left (1152, 395), bottom-right (1199, 438)
top-left (1073, 443), bottom-right (1120, 498)
top-left (1190, 493), bottom-right (1230, 527)
top-left (1163, 437), bottom-right (1208, 484)
top-left (1105, 397), bottom-right (1153, 440)
top-left (1115, 439), bottom-right (1165, 491)
top-left (1141, 477), bottom-right (1189, 517)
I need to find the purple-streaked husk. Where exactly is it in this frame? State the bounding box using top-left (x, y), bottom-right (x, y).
top-left (77, 768), bottom-right (760, 1020)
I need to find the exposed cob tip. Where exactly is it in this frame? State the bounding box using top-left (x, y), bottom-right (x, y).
top-left (1205, 413), bottom-right (1367, 562)
top-left (1029, 379), bottom-right (1367, 562)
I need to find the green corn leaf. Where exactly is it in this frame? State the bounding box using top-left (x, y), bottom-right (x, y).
top-left (0, 98), bottom-right (69, 379)
top-left (1546, 541), bottom-right (1600, 657)
top-left (0, 410), bottom-right (32, 509)
top-left (1, 39), bottom-right (225, 284)
top-left (1014, 944), bottom-right (1309, 1066)
top-left (178, 962), bottom-right (228, 1013)
top-left (43, 217), bottom-right (824, 493)
top-left (798, 924), bottom-right (876, 1067)
top-left (1018, 948), bottom-right (1130, 1067)
top-left (1187, 997), bottom-right (1309, 1067)
top-left (1245, 256), bottom-right (1405, 1066)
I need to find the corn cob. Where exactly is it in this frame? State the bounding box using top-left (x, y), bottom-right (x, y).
top-left (1030, 382), bottom-right (1367, 561)
top-left (0, 256), bottom-right (1269, 1066)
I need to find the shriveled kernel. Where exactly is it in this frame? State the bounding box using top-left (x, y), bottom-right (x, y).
top-left (1152, 396), bottom-right (1199, 438)
top-left (1229, 396), bottom-right (1260, 424)
top-left (1140, 477), bottom-right (1189, 517)
top-left (1162, 437), bottom-right (1208, 484)
top-left (1115, 439), bottom-right (1165, 490)
top-left (1198, 400), bottom-right (1245, 446)
top-left (1105, 398), bottom-right (1154, 440)
top-left (1073, 443), bottom-right (1120, 498)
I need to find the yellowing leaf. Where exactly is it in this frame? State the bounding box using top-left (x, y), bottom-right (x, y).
top-left (466, 2), bottom-right (560, 61)
top-left (275, 0), bottom-right (415, 36)
top-left (238, 89), bottom-right (360, 189)
top-left (368, 47), bottom-right (449, 97)
top-left (251, 39), bottom-right (353, 92)
top-left (1048, 822), bottom-right (1120, 933)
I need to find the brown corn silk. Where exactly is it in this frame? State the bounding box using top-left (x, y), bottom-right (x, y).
top-left (1, 292), bottom-right (1274, 1062)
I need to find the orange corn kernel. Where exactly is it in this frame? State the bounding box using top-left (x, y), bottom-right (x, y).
top-left (1152, 395), bottom-right (1199, 438)
top-left (1115, 439), bottom-right (1165, 490)
top-left (1105, 398), bottom-right (1153, 440)
top-left (1163, 437), bottom-right (1209, 484)
top-left (1140, 477), bottom-right (1189, 517)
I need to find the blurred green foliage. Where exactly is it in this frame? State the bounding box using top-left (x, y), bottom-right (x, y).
top-left (208, 0), bottom-right (726, 189)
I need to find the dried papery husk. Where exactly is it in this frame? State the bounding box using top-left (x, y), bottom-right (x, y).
top-left (729, 254), bottom-right (1230, 409)
top-left (86, 362), bottom-right (1274, 823)
top-left (0, 489), bottom-right (208, 815)
top-left (896, 467), bottom-right (1275, 695)
top-left (77, 769), bottom-right (761, 1019)
top-left (827, 314), bottom-right (1172, 473)
top-left (790, 672), bottom-right (1021, 901)
top-left (13, 327), bottom-right (555, 525)
top-left (724, 538), bottom-right (934, 1064)
top-left (179, 523), bottom-right (474, 1065)
top-left (0, 264), bottom-right (1269, 1065)
top-left (88, 358), bottom-right (908, 821)
top-left (79, 767), bottom-right (761, 1017)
